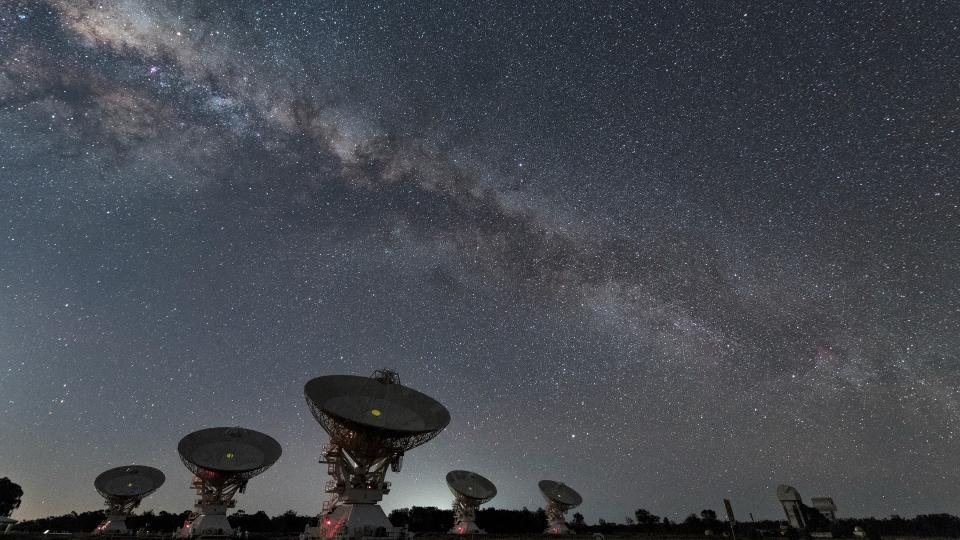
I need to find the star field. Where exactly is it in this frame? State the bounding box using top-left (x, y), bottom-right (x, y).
top-left (0, 0), bottom-right (958, 525)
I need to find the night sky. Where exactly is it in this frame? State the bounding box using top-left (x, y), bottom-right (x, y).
top-left (1, 0), bottom-right (958, 524)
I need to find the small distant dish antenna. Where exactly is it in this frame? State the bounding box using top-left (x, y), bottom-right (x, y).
top-left (446, 470), bottom-right (497, 534)
top-left (0, 516), bottom-right (17, 534)
top-left (93, 465), bottom-right (165, 535)
top-left (302, 369), bottom-right (451, 540)
top-left (174, 427), bottom-right (281, 537)
top-left (776, 484), bottom-right (806, 530)
top-left (539, 480), bottom-right (582, 535)
top-left (810, 497), bottom-right (838, 522)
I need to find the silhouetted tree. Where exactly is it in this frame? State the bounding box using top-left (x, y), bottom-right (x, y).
top-left (635, 508), bottom-right (660, 530)
top-left (388, 506), bottom-right (453, 532)
top-left (0, 478), bottom-right (23, 517)
top-left (126, 510), bottom-right (155, 531)
top-left (476, 506), bottom-right (547, 533)
top-left (17, 509), bottom-right (105, 532)
top-left (231, 510), bottom-right (272, 532)
top-left (18, 507), bottom-right (960, 537)
top-left (571, 512), bottom-right (586, 533)
top-left (150, 510), bottom-right (192, 532)
top-left (534, 508), bottom-right (548, 531)
top-left (272, 510), bottom-right (309, 533)
top-left (915, 514), bottom-right (960, 536)
top-left (388, 508), bottom-right (410, 528)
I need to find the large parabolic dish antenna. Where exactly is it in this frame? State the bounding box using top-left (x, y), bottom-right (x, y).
top-left (175, 427), bottom-right (281, 538)
top-left (303, 369), bottom-right (451, 540)
top-left (539, 480), bottom-right (582, 535)
top-left (447, 470), bottom-right (497, 535)
top-left (93, 465), bottom-right (165, 535)
top-left (178, 427), bottom-right (281, 482)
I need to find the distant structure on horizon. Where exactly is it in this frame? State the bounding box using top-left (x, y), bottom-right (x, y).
top-left (1, 516), bottom-right (17, 534)
top-left (539, 480), bottom-right (582, 535)
top-left (92, 465), bottom-right (165, 535)
top-left (776, 484), bottom-right (806, 529)
top-left (811, 497), bottom-right (838, 522)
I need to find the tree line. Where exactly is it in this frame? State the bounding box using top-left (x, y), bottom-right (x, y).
top-left (387, 506), bottom-right (960, 539)
top-left (8, 477), bottom-right (960, 540)
top-left (388, 506), bottom-right (549, 533)
top-left (13, 510), bottom-right (310, 534)
top-left (12, 507), bottom-right (960, 537)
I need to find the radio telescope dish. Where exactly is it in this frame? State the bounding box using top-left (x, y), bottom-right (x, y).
top-left (775, 484), bottom-right (806, 529)
top-left (447, 470), bottom-right (496, 534)
top-left (175, 427), bottom-right (281, 538)
top-left (539, 480), bottom-right (582, 535)
top-left (302, 369), bottom-right (451, 540)
top-left (304, 373), bottom-right (450, 448)
top-left (178, 426), bottom-right (281, 480)
top-left (811, 497), bottom-right (838, 521)
top-left (93, 466), bottom-right (165, 535)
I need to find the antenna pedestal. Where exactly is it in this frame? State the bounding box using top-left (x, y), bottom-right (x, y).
top-left (449, 496), bottom-right (484, 535)
top-left (543, 503), bottom-right (574, 535)
top-left (95, 516), bottom-right (129, 535)
top-left (304, 445), bottom-right (403, 539)
top-left (180, 513), bottom-right (233, 537)
top-left (175, 478), bottom-right (240, 538)
top-left (544, 520), bottom-right (573, 535)
top-left (304, 449), bottom-right (403, 540)
top-left (450, 519), bottom-right (484, 535)
top-left (304, 504), bottom-right (404, 540)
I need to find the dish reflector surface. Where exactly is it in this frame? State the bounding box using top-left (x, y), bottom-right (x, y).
top-left (178, 427), bottom-right (281, 480)
top-left (538, 480), bottom-right (582, 507)
top-left (95, 466), bottom-right (165, 498)
top-left (304, 375), bottom-right (450, 448)
top-left (777, 484), bottom-right (802, 501)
